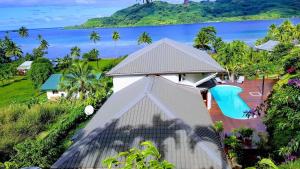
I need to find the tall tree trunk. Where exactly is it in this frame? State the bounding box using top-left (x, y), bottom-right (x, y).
top-left (262, 75), bottom-right (265, 98)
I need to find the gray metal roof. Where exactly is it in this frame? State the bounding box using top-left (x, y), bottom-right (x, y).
top-left (107, 38), bottom-right (225, 76)
top-left (52, 76), bottom-right (229, 169)
top-left (255, 40), bottom-right (280, 52)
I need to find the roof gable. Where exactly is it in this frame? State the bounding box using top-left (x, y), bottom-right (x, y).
top-left (255, 40), bottom-right (280, 51)
top-left (107, 39), bottom-right (225, 76)
top-left (52, 76), bottom-right (229, 169)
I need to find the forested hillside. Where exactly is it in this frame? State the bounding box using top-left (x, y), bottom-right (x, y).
top-left (71, 0), bottom-right (300, 29)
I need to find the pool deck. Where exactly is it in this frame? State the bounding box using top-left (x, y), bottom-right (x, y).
top-left (209, 79), bottom-right (277, 133)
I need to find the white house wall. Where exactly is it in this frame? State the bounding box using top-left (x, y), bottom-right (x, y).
top-left (46, 91), bottom-right (67, 100)
top-left (113, 76), bottom-right (144, 92)
top-left (161, 74), bottom-right (179, 83)
top-left (184, 74), bottom-right (205, 83)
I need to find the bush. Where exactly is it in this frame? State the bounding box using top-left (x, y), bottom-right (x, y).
top-left (0, 103), bottom-right (67, 162)
top-left (11, 105), bottom-right (85, 168)
top-left (263, 74), bottom-right (300, 157)
top-left (28, 58), bottom-right (53, 88)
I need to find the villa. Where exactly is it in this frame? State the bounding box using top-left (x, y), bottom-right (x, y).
top-left (17, 61), bottom-right (33, 75)
top-left (52, 38), bottom-right (229, 169)
top-left (107, 38), bottom-right (225, 109)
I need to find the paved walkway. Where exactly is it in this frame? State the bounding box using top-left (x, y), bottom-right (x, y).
top-left (209, 79), bottom-right (277, 133)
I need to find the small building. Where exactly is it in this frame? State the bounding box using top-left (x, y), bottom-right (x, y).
top-left (41, 73), bottom-right (101, 100)
top-left (255, 40), bottom-right (280, 52)
top-left (17, 61), bottom-right (33, 75)
top-left (41, 74), bottom-right (67, 100)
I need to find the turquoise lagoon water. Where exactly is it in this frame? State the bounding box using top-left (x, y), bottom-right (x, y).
top-left (0, 19), bottom-right (300, 59)
top-left (210, 85), bottom-right (250, 119)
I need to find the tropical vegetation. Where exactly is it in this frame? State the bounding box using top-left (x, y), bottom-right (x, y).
top-left (70, 1), bottom-right (300, 29)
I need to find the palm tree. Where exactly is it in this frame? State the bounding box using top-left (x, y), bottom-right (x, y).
top-left (70, 46), bottom-right (81, 60)
top-left (90, 31), bottom-right (100, 43)
top-left (138, 32), bottom-right (152, 46)
top-left (194, 26), bottom-right (217, 50)
top-left (5, 41), bottom-right (23, 59)
top-left (112, 31), bottom-right (120, 56)
top-left (40, 39), bottom-right (49, 50)
top-left (37, 34), bottom-right (43, 41)
top-left (60, 61), bottom-right (97, 100)
top-left (18, 26), bottom-right (29, 38)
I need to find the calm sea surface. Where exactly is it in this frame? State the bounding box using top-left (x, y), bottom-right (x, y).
top-left (1, 19), bottom-right (300, 59)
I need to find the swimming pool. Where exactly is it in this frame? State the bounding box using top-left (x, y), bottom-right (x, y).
top-left (210, 85), bottom-right (250, 119)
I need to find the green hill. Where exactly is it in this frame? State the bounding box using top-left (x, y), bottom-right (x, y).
top-left (70, 0), bottom-right (300, 29)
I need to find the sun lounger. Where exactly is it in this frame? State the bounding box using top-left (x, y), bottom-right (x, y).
top-left (237, 76), bottom-right (245, 84)
top-left (215, 77), bottom-right (226, 84)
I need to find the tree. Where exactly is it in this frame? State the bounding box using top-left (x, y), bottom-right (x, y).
top-left (103, 141), bottom-right (174, 169)
top-left (138, 32), bottom-right (152, 46)
top-left (90, 31), bottom-right (100, 43)
top-left (28, 58), bottom-right (53, 88)
top-left (18, 26), bottom-right (29, 38)
top-left (5, 40), bottom-right (23, 59)
top-left (256, 52), bottom-right (274, 96)
top-left (194, 26), bottom-right (217, 50)
top-left (83, 49), bottom-right (100, 61)
top-left (112, 31), bottom-right (120, 56)
top-left (215, 40), bottom-right (250, 82)
top-left (70, 46), bottom-right (81, 60)
top-left (60, 61), bottom-right (97, 100)
top-left (37, 34), bottom-right (43, 41)
top-left (57, 55), bottom-right (72, 71)
top-left (212, 37), bottom-right (225, 53)
top-left (40, 39), bottom-right (49, 50)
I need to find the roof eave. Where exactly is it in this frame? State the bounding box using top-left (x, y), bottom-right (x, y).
top-left (106, 70), bottom-right (226, 77)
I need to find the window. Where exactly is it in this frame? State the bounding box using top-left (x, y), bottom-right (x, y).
top-left (53, 90), bottom-right (59, 94)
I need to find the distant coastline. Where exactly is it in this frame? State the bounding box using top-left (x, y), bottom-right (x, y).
top-left (67, 1), bottom-right (300, 29)
top-left (66, 17), bottom-right (298, 30)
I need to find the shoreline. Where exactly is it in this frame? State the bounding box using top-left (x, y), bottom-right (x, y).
top-left (1, 17), bottom-right (298, 32)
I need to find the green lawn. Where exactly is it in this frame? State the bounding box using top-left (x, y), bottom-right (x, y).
top-left (0, 77), bottom-right (44, 108)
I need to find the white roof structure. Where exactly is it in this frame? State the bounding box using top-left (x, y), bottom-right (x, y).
top-left (255, 40), bottom-right (280, 52)
top-left (107, 38), bottom-right (225, 76)
top-left (17, 61), bottom-right (33, 70)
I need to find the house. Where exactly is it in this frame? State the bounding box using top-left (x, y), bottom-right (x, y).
top-left (17, 61), bottom-right (33, 75)
top-left (41, 74), bottom-right (67, 100)
top-left (255, 40), bottom-right (280, 52)
top-left (52, 38), bottom-right (229, 168)
top-left (52, 76), bottom-right (230, 169)
top-left (107, 38), bottom-right (225, 109)
top-left (41, 74), bottom-right (101, 100)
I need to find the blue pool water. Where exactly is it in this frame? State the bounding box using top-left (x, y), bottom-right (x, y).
top-left (210, 85), bottom-right (250, 119)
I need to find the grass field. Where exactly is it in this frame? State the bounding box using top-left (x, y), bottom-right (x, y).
top-left (0, 58), bottom-right (123, 109)
top-left (0, 77), bottom-right (44, 108)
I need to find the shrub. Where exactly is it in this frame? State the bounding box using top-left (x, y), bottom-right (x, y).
top-left (0, 103), bottom-right (67, 162)
top-left (11, 105), bottom-right (85, 168)
top-left (103, 141), bottom-right (175, 169)
top-left (28, 58), bottom-right (53, 88)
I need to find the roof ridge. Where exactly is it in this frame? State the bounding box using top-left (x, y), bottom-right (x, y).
top-left (107, 40), bottom-right (165, 75)
top-left (166, 40), bottom-right (223, 71)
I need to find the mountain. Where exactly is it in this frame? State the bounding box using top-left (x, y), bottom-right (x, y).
top-left (70, 0), bottom-right (300, 29)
